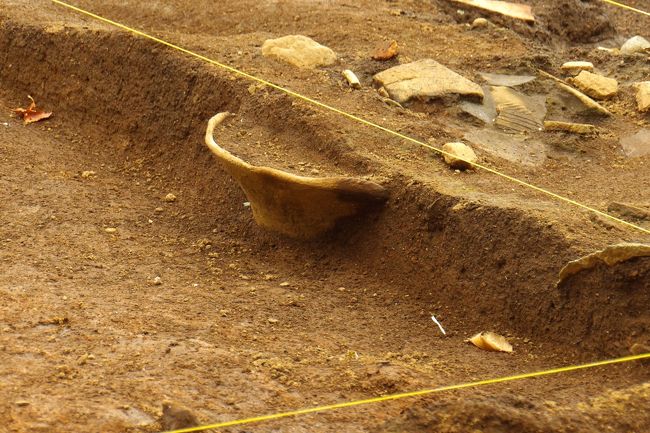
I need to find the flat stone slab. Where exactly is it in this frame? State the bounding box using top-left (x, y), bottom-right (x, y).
top-left (262, 35), bottom-right (336, 69)
top-left (569, 71), bottom-right (618, 100)
top-left (373, 59), bottom-right (484, 104)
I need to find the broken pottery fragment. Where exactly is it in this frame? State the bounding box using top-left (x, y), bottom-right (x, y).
top-left (441, 142), bottom-right (478, 170)
top-left (620, 129), bottom-right (650, 158)
top-left (468, 332), bottom-right (513, 352)
top-left (491, 86), bottom-right (545, 132)
top-left (569, 71), bottom-right (618, 100)
top-left (539, 70), bottom-right (611, 116)
top-left (634, 81), bottom-right (650, 113)
top-left (607, 202), bottom-right (650, 221)
top-left (620, 35), bottom-right (650, 55)
top-left (204, 113), bottom-right (388, 238)
top-left (452, 0), bottom-right (534, 22)
top-left (464, 129), bottom-right (546, 166)
top-left (560, 61), bottom-right (594, 74)
top-left (460, 85), bottom-right (497, 124)
top-left (479, 72), bottom-right (536, 87)
top-left (261, 35), bottom-right (336, 69)
top-left (373, 59), bottom-right (483, 104)
top-left (557, 243), bottom-right (650, 286)
top-left (543, 120), bottom-right (597, 134)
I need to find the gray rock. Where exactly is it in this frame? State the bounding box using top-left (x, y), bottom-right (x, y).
top-left (261, 35), bottom-right (336, 69)
top-left (373, 59), bottom-right (483, 104)
top-left (620, 35), bottom-right (650, 55)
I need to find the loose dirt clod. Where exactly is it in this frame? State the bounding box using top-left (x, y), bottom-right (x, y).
top-left (160, 401), bottom-right (199, 431)
top-left (372, 40), bottom-right (398, 60)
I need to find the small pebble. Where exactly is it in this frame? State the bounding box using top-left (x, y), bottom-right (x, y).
top-left (104, 227), bottom-right (117, 233)
top-left (280, 282), bottom-right (290, 287)
top-left (80, 170), bottom-right (96, 178)
top-left (471, 17), bottom-right (488, 29)
top-left (163, 193), bottom-right (177, 203)
top-left (152, 276), bottom-right (162, 286)
top-left (268, 318), bottom-right (279, 324)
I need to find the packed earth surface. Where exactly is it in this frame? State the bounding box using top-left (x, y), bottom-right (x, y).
top-left (1, 0), bottom-right (650, 432)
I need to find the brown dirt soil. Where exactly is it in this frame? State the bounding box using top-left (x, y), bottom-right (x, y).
top-left (0, 1), bottom-right (649, 432)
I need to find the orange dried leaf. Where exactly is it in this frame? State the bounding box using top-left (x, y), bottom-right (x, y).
top-left (13, 96), bottom-right (52, 124)
top-left (372, 40), bottom-right (398, 61)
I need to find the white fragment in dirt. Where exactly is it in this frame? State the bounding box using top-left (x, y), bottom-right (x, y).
top-left (153, 276), bottom-right (163, 286)
top-left (2, 122), bottom-right (9, 127)
top-left (431, 315), bottom-right (446, 335)
top-left (15, 401), bottom-right (29, 407)
top-left (279, 281), bottom-right (290, 287)
top-left (104, 227), bottom-right (117, 233)
top-left (163, 193), bottom-right (177, 203)
top-left (243, 201), bottom-right (251, 207)
top-left (441, 142), bottom-right (478, 170)
top-left (471, 17), bottom-right (488, 29)
top-left (560, 61), bottom-right (594, 74)
top-left (620, 35), bottom-right (650, 55)
top-left (81, 170), bottom-right (96, 178)
top-left (268, 318), bottom-right (279, 324)
top-left (155, 207), bottom-right (164, 213)
top-left (342, 69), bottom-right (361, 89)
top-left (261, 35), bottom-right (337, 69)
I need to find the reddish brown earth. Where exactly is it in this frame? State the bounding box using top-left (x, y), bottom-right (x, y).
top-left (1, 1), bottom-right (649, 432)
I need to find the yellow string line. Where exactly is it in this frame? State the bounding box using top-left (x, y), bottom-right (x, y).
top-left (50, 0), bottom-right (650, 235)
top-left (160, 352), bottom-right (650, 433)
top-left (600, 0), bottom-right (650, 17)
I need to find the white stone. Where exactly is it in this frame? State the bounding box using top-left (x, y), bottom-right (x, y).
top-left (560, 61), bottom-right (594, 74)
top-left (261, 35), bottom-right (336, 69)
top-left (471, 18), bottom-right (489, 29)
top-left (635, 81), bottom-right (650, 112)
top-left (373, 59), bottom-right (483, 104)
top-left (569, 71), bottom-right (618, 99)
top-left (441, 142), bottom-right (477, 170)
top-left (621, 35), bottom-right (650, 55)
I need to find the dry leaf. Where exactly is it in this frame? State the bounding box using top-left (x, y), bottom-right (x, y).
top-left (468, 331), bottom-right (513, 352)
top-left (13, 95), bottom-right (52, 124)
top-left (372, 40), bottom-right (398, 60)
